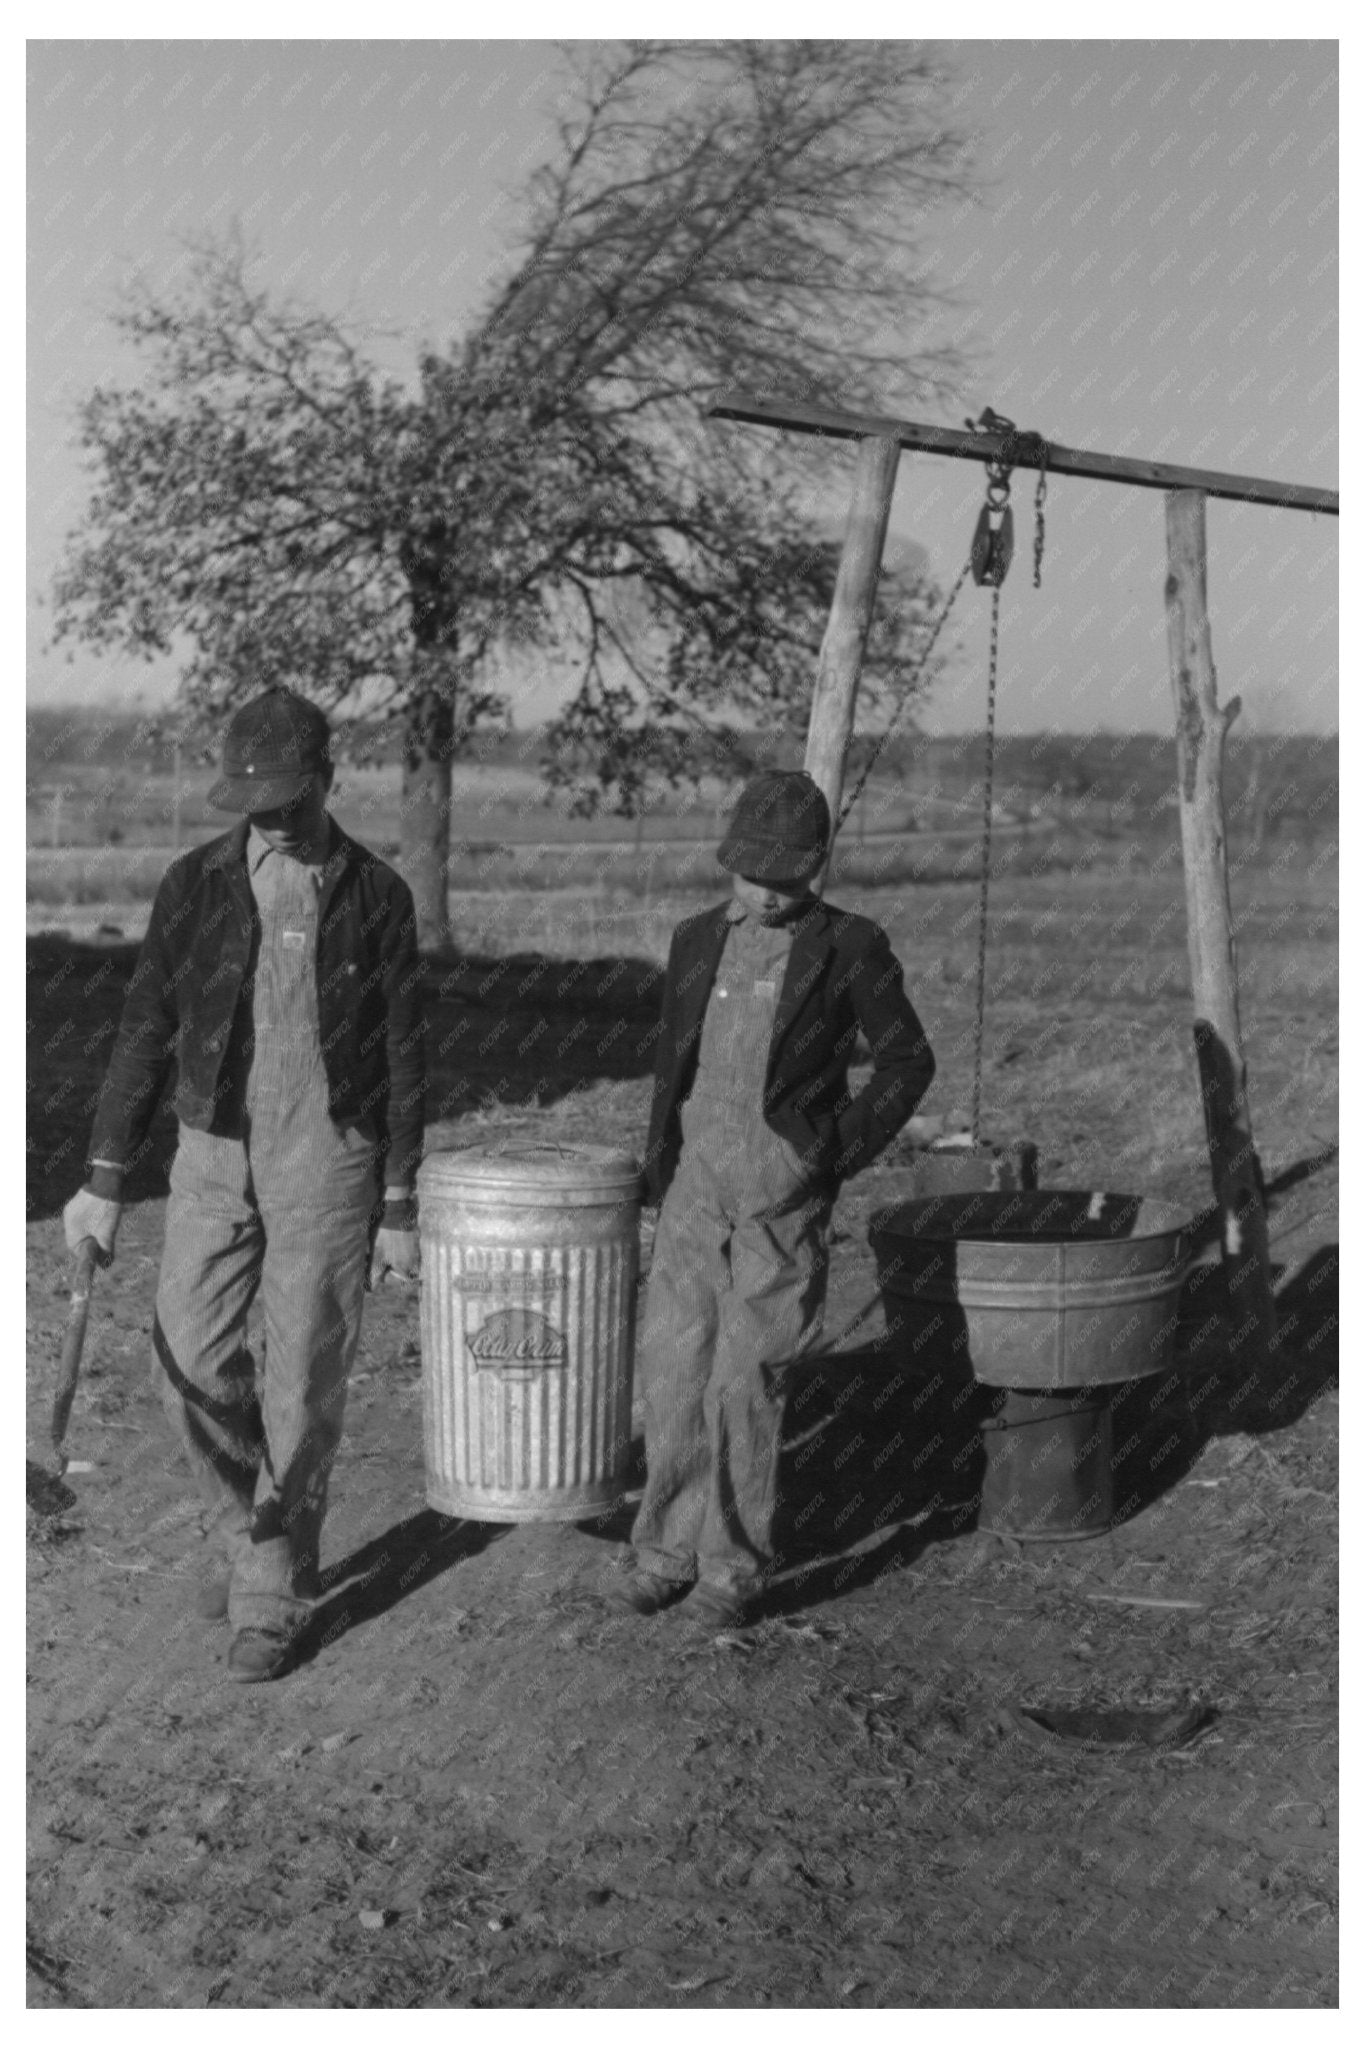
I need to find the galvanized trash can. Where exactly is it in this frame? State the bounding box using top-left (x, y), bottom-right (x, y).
top-left (417, 1143), bottom-right (644, 1522)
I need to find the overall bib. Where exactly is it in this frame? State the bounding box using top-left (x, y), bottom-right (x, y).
top-left (632, 911), bottom-right (831, 1595)
top-left (152, 842), bottom-right (378, 1633)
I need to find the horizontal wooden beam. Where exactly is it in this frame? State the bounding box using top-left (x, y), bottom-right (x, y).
top-left (708, 393), bottom-right (1338, 517)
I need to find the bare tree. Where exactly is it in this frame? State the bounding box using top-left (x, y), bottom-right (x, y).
top-left (54, 40), bottom-right (974, 944)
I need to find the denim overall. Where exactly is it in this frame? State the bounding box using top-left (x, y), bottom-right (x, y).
top-left (153, 833), bottom-right (377, 1633)
top-left (632, 908), bottom-right (832, 1595)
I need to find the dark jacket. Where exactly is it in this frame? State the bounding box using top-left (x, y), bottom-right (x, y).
top-left (645, 897), bottom-right (935, 1204)
top-left (87, 818), bottom-right (425, 1185)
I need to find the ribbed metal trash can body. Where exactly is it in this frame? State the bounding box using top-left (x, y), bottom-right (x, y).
top-left (418, 1144), bottom-right (643, 1521)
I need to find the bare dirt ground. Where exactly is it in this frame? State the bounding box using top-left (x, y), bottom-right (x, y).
top-left (26, 866), bottom-right (1338, 2008)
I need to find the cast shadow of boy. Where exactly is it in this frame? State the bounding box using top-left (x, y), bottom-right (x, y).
top-left (765, 1294), bottom-right (984, 1615)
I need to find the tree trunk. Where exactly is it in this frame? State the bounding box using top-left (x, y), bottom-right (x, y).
top-left (399, 528), bottom-right (459, 950)
top-left (401, 675), bottom-right (456, 951)
top-left (1163, 489), bottom-right (1277, 1376)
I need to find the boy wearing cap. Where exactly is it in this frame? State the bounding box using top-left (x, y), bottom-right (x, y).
top-left (614, 769), bottom-right (935, 1629)
top-left (62, 687), bottom-right (424, 1682)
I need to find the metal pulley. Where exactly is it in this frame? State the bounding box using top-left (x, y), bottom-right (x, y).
top-left (970, 495), bottom-right (1014, 587)
top-left (965, 407), bottom-right (1049, 589)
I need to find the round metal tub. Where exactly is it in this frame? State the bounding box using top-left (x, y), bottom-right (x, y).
top-left (869, 1190), bottom-right (1191, 1391)
top-left (417, 1142), bottom-right (643, 1521)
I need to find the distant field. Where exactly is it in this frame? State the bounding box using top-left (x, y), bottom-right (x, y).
top-left (27, 711), bottom-right (1337, 849)
top-left (26, 807), bottom-right (1200, 947)
top-left (24, 758), bottom-right (978, 853)
top-left (26, 714), bottom-right (1337, 949)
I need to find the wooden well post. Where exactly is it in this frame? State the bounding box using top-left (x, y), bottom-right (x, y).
top-left (1163, 489), bottom-right (1277, 1370)
top-left (802, 433), bottom-right (901, 878)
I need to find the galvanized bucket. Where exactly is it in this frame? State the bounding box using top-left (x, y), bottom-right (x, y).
top-left (417, 1142), bottom-right (644, 1522)
top-left (869, 1190), bottom-right (1191, 1391)
top-left (978, 1385), bottom-right (1114, 1539)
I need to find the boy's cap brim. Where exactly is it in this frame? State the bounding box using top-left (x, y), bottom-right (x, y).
top-left (208, 768), bottom-right (321, 815)
top-left (716, 834), bottom-right (826, 882)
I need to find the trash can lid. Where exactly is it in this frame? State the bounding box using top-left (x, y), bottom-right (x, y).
top-left (419, 1141), bottom-right (643, 1201)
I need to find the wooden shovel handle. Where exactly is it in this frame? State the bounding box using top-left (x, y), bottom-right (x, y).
top-left (51, 1238), bottom-right (99, 1472)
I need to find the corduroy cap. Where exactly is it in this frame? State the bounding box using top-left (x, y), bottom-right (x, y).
top-left (208, 687), bottom-right (332, 814)
top-left (716, 769), bottom-right (831, 884)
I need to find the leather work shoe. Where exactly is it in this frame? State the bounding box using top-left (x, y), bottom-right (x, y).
top-left (685, 1582), bottom-right (753, 1631)
top-left (608, 1569), bottom-right (691, 1617)
top-left (195, 1575), bottom-right (230, 1624)
top-left (227, 1627), bottom-right (299, 1684)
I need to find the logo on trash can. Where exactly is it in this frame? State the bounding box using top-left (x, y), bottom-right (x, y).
top-left (467, 1307), bottom-right (568, 1377)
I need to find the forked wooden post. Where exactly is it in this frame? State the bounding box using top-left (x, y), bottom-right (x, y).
top-left (1163, 489), bottom-right (1277, 1371)
top-left (802, 433), bottom-right (901, 885)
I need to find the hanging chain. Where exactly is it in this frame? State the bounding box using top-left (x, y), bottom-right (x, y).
top-left (834, 559), bottom-right (972, 834)
top-left (958, 408), bottom-right (1048, 1139)
top-left (830, 412), bottom-right (1046, 1144)
top-left (971, 581), bottom-right (1002, 1149)
top-left (1033, 443), bottom-right (1048, 588)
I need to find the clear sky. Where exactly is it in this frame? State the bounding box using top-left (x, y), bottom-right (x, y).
top-left (27, 36), bottom-right (1338, 735)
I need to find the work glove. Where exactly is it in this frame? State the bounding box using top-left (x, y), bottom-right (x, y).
top-left (63, 1186), bottom-right (123, 1267)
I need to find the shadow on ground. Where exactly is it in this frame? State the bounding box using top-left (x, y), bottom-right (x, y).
top-left (26, 934), bottom-right (664, 1223)
top-left (760, 1220), bottom-right (1338, 1610)
top-left (336, 1175), bottom-right (1338, 1633)
top-left (298, 1510), bottom-right (512, 1663)
top-left (770, 1329), bottom-right (983, 1586)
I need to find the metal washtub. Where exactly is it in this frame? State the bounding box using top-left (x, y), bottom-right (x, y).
top-left (869, 1190), bottom-right (1192, 1391)
top-left (869, 1191), bottom-right (1192, 1538)
top-left (417, 1143), bottom-right (644, 1521)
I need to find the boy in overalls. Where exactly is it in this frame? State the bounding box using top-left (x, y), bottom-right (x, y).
top-left (63, 688), bottom-right (424, 1681)
top-left (615, 770), bottom-right (935, 1628)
